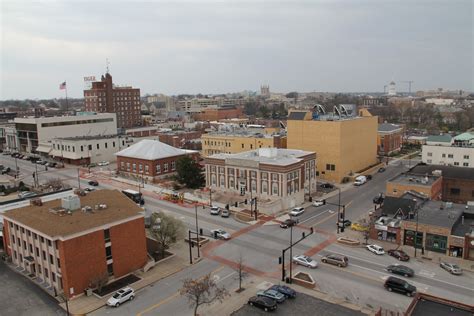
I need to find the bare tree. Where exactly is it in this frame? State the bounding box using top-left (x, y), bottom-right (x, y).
top-left (89, 272), bottom-right (109, 293)
top-left (235, 253), bottom-right (247, 293)
top-left (149, 212), bottom-right (185, 259)
top-left (180, 273), bottom-right (229, 316)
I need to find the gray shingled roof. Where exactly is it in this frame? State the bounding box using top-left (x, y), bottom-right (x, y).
top-left (378, 123), bottom-right (402, 132)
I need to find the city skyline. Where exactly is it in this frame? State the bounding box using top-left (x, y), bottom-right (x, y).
top-left (1, 0), bottom-right (472, 100)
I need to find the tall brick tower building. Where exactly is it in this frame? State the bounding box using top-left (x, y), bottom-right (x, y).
top-left (84, 73), bottom-right (141, 128)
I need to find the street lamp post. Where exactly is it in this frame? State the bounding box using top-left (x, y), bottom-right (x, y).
top-left (414, 207), bottom-right (419, 258)
top-left (77, 168), bottom-right (81, 189)
top-left (289, 225), bottom-right (293, 284)
top-left (194, 205), bottom-right (200, 258)
top-left (337, 187), bottom-right (341, 234)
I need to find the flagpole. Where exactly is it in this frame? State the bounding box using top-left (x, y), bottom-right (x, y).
top-left (65, 80), bottom-right (69, 112)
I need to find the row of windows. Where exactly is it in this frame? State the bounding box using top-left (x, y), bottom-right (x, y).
top-left (9, 222), bottom-right (56, 249)
top-left (427, 152), bottom-right (470, 159)
top-left (12, 251), bottom-right (58, 283)
top-left (40, 118), bottom-right (114, 128)
top-left (53, 140), bottom-right (125, 153)
top-left (426, 160), bottom-right (469, 167)
top-left (449, 188), bottom-right (474, 197)
top-left (120, 161), bottom-right (175, 174)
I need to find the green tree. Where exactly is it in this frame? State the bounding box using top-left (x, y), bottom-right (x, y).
top-left (257, 105), bottom-right (270, 118)
top-left (175, 156), bottom-right (205, 189)
top-left (149, 212), bottom-right (185, 259)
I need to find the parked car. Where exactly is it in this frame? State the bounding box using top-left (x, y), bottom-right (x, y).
top-left (280, 219), bottom-right (296, 229)
top-left (387, 249), bottom-right (410, 261)
top-left (351, 222), bottom-right (369, 232)
top-left (312, 199), bottom-right (325, 207)
top-left (88, 180), bottom-right (99, 186)
top-left (269, 285), bottom-right (296, 299)
top-left (84, 187), bottom-right (96, 193)
top-left (292, 255), bottom-right (318, 268)
top-left (256, 289), bottom-right (286, 303)
top-left (321, 254), bottom-right (348, 267)
top-left (106, 287), bottom-right (135, 307)
top-left (221, 209), bottom-right (230, 218)
top-left (36, 160), bottom-right (47, 165)
top-left (210, 206), bottom-right (221, 215)
top-left (247, 296), bottom-right (277, 312)
top-left (378, 167), bottom-right (386, 173)
top-left (440, 262), bottom-right (463, 275)
top-left (210, 229), bottom-right (231, 240)
top-left (384, 277), bottom-right (416, 297)
top-left (354, 175), bottom-right (367, 186)
top-left (98, 161), bottom-right (110, 166)
top-left (367, 244), bottom-right (385, 255)
top-left (320, 183), bottom-right (334, 189)
top-left (337, 219), bottom-right (352, 228)
top-left (366, 174), bottom-right (372, 180)
top-left (387, 264), bottom-right (414, 277)
top-left (18, 191), bottom-right (37, 199)
top-left (88, 163), bottom-right (97, 168)
top-left (0, 167), bottom-right (11, 175)
top-left (373, 194), bottom-right (385, 205)
top-left (289, 207), bottom-right (305, 216)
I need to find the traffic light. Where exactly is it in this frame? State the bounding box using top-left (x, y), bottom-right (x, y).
top-left (323, 199), bottom-right (326, 205)
top-left (302, 232), bottom-right (306, 238)
top-left (244, 199), bottom-right (248, 204)
top-left (235, 202), bottom-right (238, 207)
top-left (199, 228), bottom-right (203, 236)
top-left (278, 256), bottom-right (282, 264)
top-left (310, 227), bottom-right (314, 234)
top-left (226, 204), bottom-right (229, 210)
top-left (339, 212), bottom-right (344, 221)
top-left (341, 226), bottom-right (345, 233)
top-left (32, 172), bottom-right (35, 179)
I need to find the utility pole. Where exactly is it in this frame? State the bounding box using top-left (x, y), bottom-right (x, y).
top-left (209, 187), bottom-right (212, 206)
top-left (188, 230), bottom-right (193, 264)
top-left (289, 225), bottom-right (293, 283)
top-left (280, 227), bottom-right (314, 282)
top-left (77, 168), bottom-right (81, 189)
top-left (34, 163), bottom-right (39, 187)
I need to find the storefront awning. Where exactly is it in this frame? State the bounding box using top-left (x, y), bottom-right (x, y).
top-left (36, 145), bottom-right (52, 153)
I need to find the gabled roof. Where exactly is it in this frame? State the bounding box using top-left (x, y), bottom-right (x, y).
top-left (378, 123), bottom-right (402, 132)
top-left (115, 139), bottom-right (195, 160)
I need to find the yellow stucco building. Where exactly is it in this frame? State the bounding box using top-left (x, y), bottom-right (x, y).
top-left (202, 129), bottom-right (287, 157)
top-left (287, 109), bottom-right (378, 183)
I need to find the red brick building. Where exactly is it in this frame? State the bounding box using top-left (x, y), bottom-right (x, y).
top-left (377, 123), bottom-right (403, 156)
top-left (2, 190), bottom-right (147, 299)
top-left (84, 73), bottom-right (141, 128)
top-left (192, 107), bottom-right (244, 121)
top-left (116, 139), bottom-right (199, 181)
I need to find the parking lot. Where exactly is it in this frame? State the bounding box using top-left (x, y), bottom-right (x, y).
top-left (0, 260), bottom-right (65, 316)
top-left (231, 292), bottom-right (366, 316)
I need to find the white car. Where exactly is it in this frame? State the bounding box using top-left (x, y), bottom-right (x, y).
top-left (312, 200), bottom-right (324, 207)
top-left (210, 206), bottom-right (221, 215)
top-left (289, 207), bottom-right (305, 216)
top-left (98, 161), bottom-right (110, 166)
top-left (210, 229), bottom-right (231, 240)
top-left (107, 287), bottom-right (135, 307)
top-left (292, 255), bottom-right (318, 268)
top-left (366, 244), bottom-right (385, 255)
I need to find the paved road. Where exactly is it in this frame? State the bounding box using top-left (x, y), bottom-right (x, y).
top-left (0, 260), bottom-right (65, 316)
top-left (3, 154), bottom-right (472, 315)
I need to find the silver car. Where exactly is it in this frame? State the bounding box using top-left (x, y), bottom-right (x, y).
top-left (210, 229), bottom-right (231, 240)
top-left (292, 255), bottom-right (318, 268)
top-left (440, 262), bottom-right (462, 275)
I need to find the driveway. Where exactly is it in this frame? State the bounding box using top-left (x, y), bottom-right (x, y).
top-left (0, 260), bottom-right (65, 316)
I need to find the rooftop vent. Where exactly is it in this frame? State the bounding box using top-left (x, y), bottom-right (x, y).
top-left (61, 195), bottom-right (80, 211)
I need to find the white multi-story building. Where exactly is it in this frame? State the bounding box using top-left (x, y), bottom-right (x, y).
top-left (50, 135), bottom-right (134, 165)
top-left (422, 132), bottom-right (474, 168)
top-left (13, 113), bottom-right (117, 154)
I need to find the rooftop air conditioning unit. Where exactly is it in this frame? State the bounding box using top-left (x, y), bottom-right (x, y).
top-left (61, 195), bottom-right (80, 211)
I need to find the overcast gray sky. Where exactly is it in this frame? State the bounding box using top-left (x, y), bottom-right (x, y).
top-left (1, 0), bottom-right (472, 99)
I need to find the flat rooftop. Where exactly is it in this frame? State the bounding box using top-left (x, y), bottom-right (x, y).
top-left (405, 201), bottom-right (464, 229)
top-left (389, 173), bottom-right (439, 187)
top-left (58, 134), bottom-right (120, 141)
top-left (203, 130), bottom-right (282, 138)
top-left (408, 294), bottom-right (473, 316)
top-left (3, 190), bottom-right (143, 238)
top-left (209, 148), bottom-right (315, 166)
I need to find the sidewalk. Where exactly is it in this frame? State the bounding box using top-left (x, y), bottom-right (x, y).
top-left (60, 241), bottom-right (192, 315)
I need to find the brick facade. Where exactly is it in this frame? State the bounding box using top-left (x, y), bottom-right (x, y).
top-left (442, 178), bottom-right (474, 204)
top-left (192, 107), bottom-right (243, 121)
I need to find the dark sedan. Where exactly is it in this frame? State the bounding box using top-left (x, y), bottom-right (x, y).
top-left (387, 264), bottom-right (414, 277)
top-left (388, 249), bottom-right (410, 261)
top-left (270, 285), bottom-right (296, 299)
top-left (248, 296), bottom-right (277, 312)
top-left (88, 180), bottom-right (99, 186)
top-left (320, 183), bottom-right (334, 189)
top-left (280, 219), bottom-right (296, 229)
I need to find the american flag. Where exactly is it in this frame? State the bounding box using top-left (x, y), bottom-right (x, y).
top-left (59, 81), bottom-right (66, 90)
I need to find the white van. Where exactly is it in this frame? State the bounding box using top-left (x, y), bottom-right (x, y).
top-left (354, 175), bottom-right (367, 186)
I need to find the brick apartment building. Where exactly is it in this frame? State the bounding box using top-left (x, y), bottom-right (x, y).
top-left (84, 73), bottom-right (141, 128)
top-left (116, 139), bottom-right (199, 181)
top-left (377, 123), bottom-right (403, 156)
top-left (2, 190), bottom-right (147, 299)
top-left (192, 107), bottom-right (244, 121)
